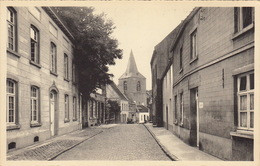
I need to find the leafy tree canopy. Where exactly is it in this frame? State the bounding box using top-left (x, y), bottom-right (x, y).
top-left (107, 100), bottom-right (121, 114)
top-left (52, 7), bottom-right (122, 97)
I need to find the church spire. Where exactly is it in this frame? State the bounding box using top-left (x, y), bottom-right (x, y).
top-left (119, 50), bottom-right (145, 79)
top-left (126, 50), bottom-right (138, 74)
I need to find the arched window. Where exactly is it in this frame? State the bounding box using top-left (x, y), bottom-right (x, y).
top-left (137, 81), bottom-right (141, 91)
top-left (123, 81), bottom-right (127, 90)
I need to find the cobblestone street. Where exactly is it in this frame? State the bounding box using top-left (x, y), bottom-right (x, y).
top-left (55, 124), bottom-right (170, 160)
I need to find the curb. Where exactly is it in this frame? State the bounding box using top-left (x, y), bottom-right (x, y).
top-left (48, 130), bottom-right (103, 160)
top-left (143, 124), bottom-right (179, 161)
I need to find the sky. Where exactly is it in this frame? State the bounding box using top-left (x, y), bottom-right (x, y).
top-left (90, 2), bottom-right (194, 90)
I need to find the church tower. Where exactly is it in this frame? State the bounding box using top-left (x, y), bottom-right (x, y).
top-left (118, 50), bottom-right (146, 107)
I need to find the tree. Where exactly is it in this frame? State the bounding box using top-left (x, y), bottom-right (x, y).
top-left (52, 7), bottom-right (122, 98)
top-left (106, 100), bottom-right (121, 123)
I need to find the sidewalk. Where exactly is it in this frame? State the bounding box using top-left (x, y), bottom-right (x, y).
top-left (7, 124), bottom-right (117, 161)
top-left (144, 123), bottom-right (221, 161)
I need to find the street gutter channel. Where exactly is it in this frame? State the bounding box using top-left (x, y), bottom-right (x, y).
top-left (143, 124), bottom-right (178, 161)
top-left (48, 130), bottom-right (103, 160)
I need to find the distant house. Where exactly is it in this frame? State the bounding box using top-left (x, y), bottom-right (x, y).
top-left (151, 7), bottom-right (254, 160)
top-left (136, 105), bottom-right (149, 123)
top-left (106, 81), bottom-right (129, 123)
top-left (82, 87), bottom-right (106, 127)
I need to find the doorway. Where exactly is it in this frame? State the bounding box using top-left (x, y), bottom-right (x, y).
top-left (190, 88), bottom-right (199, 147)
top-left (50, 91), bottom-right (58, 136)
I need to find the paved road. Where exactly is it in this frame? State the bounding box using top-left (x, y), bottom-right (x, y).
top-left (55, 124), bottom-right (170, 160)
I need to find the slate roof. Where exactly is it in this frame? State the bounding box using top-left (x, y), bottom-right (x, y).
top-left (119, 50), bottom-right (145, 79)
top-left (109, 82), bottom-right (129, 101)
top-left (136, 105), bottom-right (149, 113)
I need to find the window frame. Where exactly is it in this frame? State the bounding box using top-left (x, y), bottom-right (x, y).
top-left (234, 7), bottom-right (254, 33)
top-left (72, 61), bottom-right (76, 83)
top-left (123, 81), bottom-right (127, 91)
top-left (50, 42), bottom-right (57, 74)
top-left (64, 54), bottom-right (69, 80)
top-left (190, 29), bottom-right (198, 62)
top-left (30, 25), bottom-right (40, 64)
top-left (30, 86), bottom-right (40, 124)
top-left (174, 95), bottom-right (178, 124)
top-left (6, 79), bottom-right (16, 124)
top-left (137, 81), bottom-right (141, 91)
top-left (180, 92), bottom-right (184, 125)
top-left (64, 94), bottom-right (69, 122)
top-left (7, 7), bottom-right (17, 51)
top-left (73, 96), bottom-right (77, 121)
top-left (179, 46), bottom-right (183, 72)
top-left (237, 71), bottom-right (254, 131)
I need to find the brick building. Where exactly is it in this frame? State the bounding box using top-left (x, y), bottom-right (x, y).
top-left (6, 7), bottom-right (82, 151)
top-left (151, 7), bottom-right (254, 160)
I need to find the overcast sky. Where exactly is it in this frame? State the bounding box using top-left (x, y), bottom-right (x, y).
top-left (91, 2), bottom-right (194, 90)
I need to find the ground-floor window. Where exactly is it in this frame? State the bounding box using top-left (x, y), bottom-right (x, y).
top-left (237, 72), bottom-right (254, 130)
top-left (180, 93), bottom-right (184, 125)
top-left (73, 96), bottom-right (77, 120)
top-left (6, 79), bottom-right (17, 124)
top-left (65, 94), bottom-right (69, 121)
top-left (174, 95), bottom-right (177, 124)
top-left (31, 86), bottom-right (40, 123)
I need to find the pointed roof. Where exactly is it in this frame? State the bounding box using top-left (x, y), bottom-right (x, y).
top-left (119, 50), bottom-right (145, 79)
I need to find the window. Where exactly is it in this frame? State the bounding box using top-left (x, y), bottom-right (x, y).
top-left (234, 7), bottom-right (253, 33)
top-left (180, 47), bottom-right (183, 70)
top-left (124, 81), bottom-right (127, 91)
top-left (50, 42), bottom-right (57, 73)
top-left (64, 54), bottom-right (69, 80)
top-left (72, 62), bottom-right (76, 82)
top-left (6, 79), bottom-right (17, 123)
top-left (237, 72), bottom-right (254, 130)
top-left (180, 93), bottom-right (184, 125)
top-left (89, 100), bottom-right (93, 118)
top-left (96, 102), bottom-right (98, 117)
top-left (30, 26), bottom-right (39, 64)
top-left (93, 101), bottom-right (96, 118)
top-left (190, 29), bottom-right (197, 60)
top-left (31, 86), bottom-right (39, 123)
top-left (137, 81), bottom-right (141, 91)
top-left (65, 95), bottom-right (69, 121)
top-left (73, 97), bottom-right (77, 120)
top-left (174, 95), bottom-right (177, 123)
top-left (7, 7), bottom-right (16, 51)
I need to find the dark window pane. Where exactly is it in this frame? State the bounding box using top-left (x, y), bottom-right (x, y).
top-left (240, 112), bottom-right (247, 127)
top-left (250, 94), bottom-right (254, 110)
top-left (250, 73), bottom-right (254, 90)
top-left (250, 112), bottom-right (254, 128)
top-left (234, 7), bottom-right (239, 33)
top-left (240, 95), bottom-right (247, 110)
top-left (243, 7), bottom-right (252, 28)
top-left (239, 76), bottom-right (246, 91)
